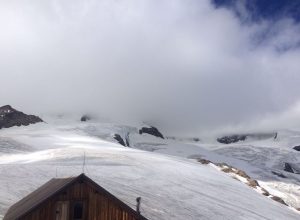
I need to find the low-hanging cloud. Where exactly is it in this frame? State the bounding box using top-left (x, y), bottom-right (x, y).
top-left (1, 0), bottom-right (300, 134)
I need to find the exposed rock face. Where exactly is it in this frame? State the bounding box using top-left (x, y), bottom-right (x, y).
top-left (262, 188), bottom-right (270, 196)
top-left (217, 133), bottom-right (276, 144)
top-left (113, 133), bottom-right (131, 147)
top-left (80, 115), bottom-right (91, 122)
top-left (139, 126), bottom-right (164, 139)
top-left (113, 134), bottom-right (126, 147)
top-left (284, 163), bottom-right (294, 173)
top-left (236, 170), bottom-right (251, 179)
top-left (247, 179), bottom-right (259, 188)
top-left (0, 105), bottom-right (43, 129)
top-left (293, 145), bottom-right (300, 151)
top-left (197, 158), bottom-right (211, 165)
top-left (271, 196), bottom-right (288, 206)
top-left (221, 167), bottom-right (235, 173)
top-left (217, 135), bottom-right (247, 144)
top-left (197, 159), bottom-right (290, 207)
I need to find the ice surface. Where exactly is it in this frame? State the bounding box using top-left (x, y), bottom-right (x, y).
top-left (0, 118), bottom-right (299, 219)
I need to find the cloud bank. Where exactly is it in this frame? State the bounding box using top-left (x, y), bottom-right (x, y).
top-left (1, 0), bottom-right (300, 134)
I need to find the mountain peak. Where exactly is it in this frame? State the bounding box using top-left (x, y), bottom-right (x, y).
top-left (0, 105), bottom-right (43, 129)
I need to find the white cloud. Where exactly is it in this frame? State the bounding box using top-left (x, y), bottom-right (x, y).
top-left (0, 0), bottom-right (300, 134)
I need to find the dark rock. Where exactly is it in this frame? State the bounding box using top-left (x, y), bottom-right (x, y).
top-left (271, 196), bottom-right (287, 206)
top-left (217, 133), bottom-right (276, 144)
top-left (217, 135), bottom-right (247, 144)
top-left (293, 145), bottom-right (300, 151)
top-left (221, 167), bottom-right (235, 173)
top-left (0, 105), bottom-right (43, 129)
top-left (80, 115), bottom-right (91, 122)
top-left (261, 188), bottom-right (270, 196)
top-left (197, 158), bottom-right (211, 165)
top-left (125, 132), bottom-right (130, 147)
top-left (272, 171), bottom-right (287, 178)
top-left (193, 138), bottom-right (200, 142)
top-left (113, 134), bottom-right (126, 147)
top-left (236, 170), bottom-right (251, 179)
top-left (247, 179), bottom-right (259, 188)
top-left (284, 163), bottom-right (294, 173)
top-left (139, 126), bottom-right (164, 139)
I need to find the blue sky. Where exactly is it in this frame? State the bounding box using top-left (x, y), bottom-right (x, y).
top-left (212, 0), bottom-right (300, 22)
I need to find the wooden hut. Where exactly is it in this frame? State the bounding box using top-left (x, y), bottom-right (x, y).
top-left (4, 173), bottom-right (148, 220)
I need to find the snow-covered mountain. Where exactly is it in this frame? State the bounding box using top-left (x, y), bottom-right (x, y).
top-left (0, 115), bottom-right (299, 219)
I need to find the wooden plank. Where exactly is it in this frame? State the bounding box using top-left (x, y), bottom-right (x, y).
top-left (18, 177), bottom-right (144, 220)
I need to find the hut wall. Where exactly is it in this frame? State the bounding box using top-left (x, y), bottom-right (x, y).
top-left (21, 181), bottom-right (139, 220)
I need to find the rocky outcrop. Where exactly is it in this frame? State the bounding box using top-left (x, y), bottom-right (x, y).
top-left (284, 163), bottom-right (294, 173)
top-left (197, 158), bottom-right (211, 164)
top-left (139, 126), bottom-right (164, 139)
top-left (247, 179), bottom-right (259, 188)
top-left (125, 132), bottom-right (130, 147)
top-left (271, 196), bottom-right (288, 206)
top-left (261, 188), bottom-right (270, 196)
top-left (195, 158), bottom-right (290, 207)
top-left (217, 133), bottom-right (276, 144)
top-left (80, 115), bottom-right (91, 122)
top-left (217, 135), bottom-right (247, 144)
top-left (0, 105), bottom-right (43, 129)
top-left (235, 170), bottom-right (251, 179)
top-left (113, 134), bottom-right (126, 147)
top-left (113, 132), bottom-right (131, 147)
top-left (293, 145), bottom-right (300, 151)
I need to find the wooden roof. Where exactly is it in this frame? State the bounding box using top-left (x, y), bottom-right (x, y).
top-left (4, 173), bottom-right (148, 220)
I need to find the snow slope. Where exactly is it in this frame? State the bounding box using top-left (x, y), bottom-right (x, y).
top-left (0, 118), bottom-right (299, 219)
top-left (70, 119), bottom-right (300, 211)
top-left (129, 131), bottom-right (300, 211)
